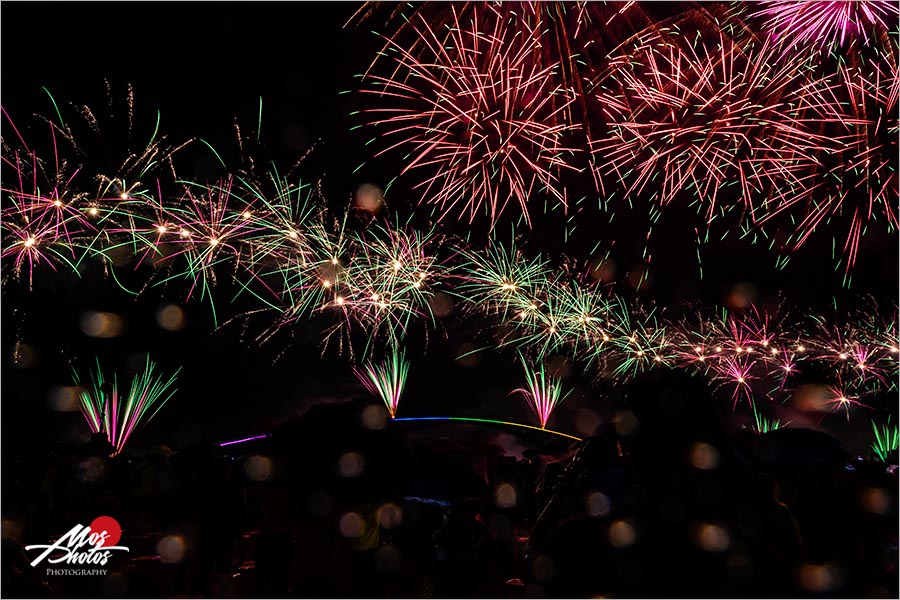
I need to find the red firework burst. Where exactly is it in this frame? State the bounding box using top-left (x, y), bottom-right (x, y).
top-left (753, 0), bottom-right (899, 48)
top-left (759, 43), bottom-right (898, 277)
top-left (360, 3), bottom-right (581, 227)
top-left (592, 25), bottom-right (824, 222)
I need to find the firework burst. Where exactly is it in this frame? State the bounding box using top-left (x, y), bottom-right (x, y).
top-left (515, 354), bottom-right (570, 429)
top-left (1, 113), bottom-right (96, 285)
top-left (762, 46), bottom-right (898, 280)
top-left (752, 0), bottom-right (899, 49)
top-left (72, 356), bottom-right (180, 456)
top-left (751, 404), bottom-right (787, 434)
top-left (344, 220), bottom-right (443, 350)
top-left (591, 23), bottom-right (824, 224)
top-left (871, 416), bottom-right (899, 462)
top-left (355, 345), bottom-right (410, 418)
top-left (359, 3), bottom-right (580, 227)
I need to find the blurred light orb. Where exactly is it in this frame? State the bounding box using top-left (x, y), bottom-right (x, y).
top-left (608, 519), bottom-right (637, 548)
top-left (48, 386), bottom-right (81, 412)
top-left (354, 183), bottom-right (385, 213)
top-left (859, 487), bottom-right (891, 515)
top-left (156, 303), bottom-right (186, 331)
top-left (79, 311), bottom-right (124, 338)
top-left (244, 455), bottom-right (273, 482)
top-left (693, 522), bottom-right (730, 552)
top-left (614, 410), bottom-right (640, 437)
top-left (11, 342), bottom-right (36, 369)
top-left (575, 408), bottom-right (602, 436)
top-left (339, 512), bottom-right (365, 538)
top-left (428, 292), bottom-right (454, 318)
top-left (689, 442), bottom-right (720, 470)
top-left (362, 404), bottom-right (388, 430)
top-left (798, 563), bottom-right (843, 593)
top-left (725, 282), bottom-right (759, 310)
top-left (585, 491), bottom-right (611, 517)
top-left (157, 535), bottom-right (186, 563)
top-left (379, 503), bottom-right (403, 529)
top-left (494, 483), bottom-right (519, 509)
top-left (530, 555), bottom-right (558, 583)
top-left (337, 451), bottom-right (366, 478)
top-left (374, 545), bottom-right (402, 573)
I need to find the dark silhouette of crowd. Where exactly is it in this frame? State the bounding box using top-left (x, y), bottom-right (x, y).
top-left (2, 368), bottom-right (897, 598)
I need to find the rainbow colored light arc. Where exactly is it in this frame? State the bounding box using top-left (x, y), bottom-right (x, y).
top-left (391, 416), bottom-right (583, 442)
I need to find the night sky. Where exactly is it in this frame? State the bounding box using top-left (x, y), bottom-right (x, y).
top-left (2, 2), bottom-right (897, 457)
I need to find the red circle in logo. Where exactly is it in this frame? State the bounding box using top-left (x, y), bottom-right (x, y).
top-left (90, 516), bottom-right (122, 547)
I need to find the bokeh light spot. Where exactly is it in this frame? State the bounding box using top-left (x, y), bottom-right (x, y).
top-left (494, 483), bottom-right (519, 509)
top-left (608, 519), bottom-right (637, 548)
top-left (337, 451), bottom-right (366, 478)
top-left (156, 303), bottom-right (186, 331)
top-left (79, 311), bottom-right (124, 338)
top-left (339, 512), bottom-right (365, 539)
top-left (689, 442), bottom-right (720, 470)
top-left (157, 535), bottom-right (186, 563)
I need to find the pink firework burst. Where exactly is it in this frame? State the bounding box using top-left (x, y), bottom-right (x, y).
top-left (711, 353), bottom-right (758, 410)
top-left (762, 50), bottom-right (898, 278)
top-left (349, 1), bottom-right (653, 144)
top-left (361, 3), bottom-right (581, 227)
top-left (1, 114), bottom-right (97, 286)
top-left (753, 1), bottom-right (899, 48)
top-left (592, 27), bottom-right (824, 221)
top-left (824, 384), bottom-right (873, 421)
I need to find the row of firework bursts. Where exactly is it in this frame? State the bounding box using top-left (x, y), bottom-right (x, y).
top-left (3, 141), bottom-right (897, 410)
top-left (3, 149), bottom-right (897, 455)
top-left (353, 1), bottom-right (898, 279)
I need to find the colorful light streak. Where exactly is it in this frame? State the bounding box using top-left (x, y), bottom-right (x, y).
top-left (515, 355), bottom-right (571, 429)
top-left (72, 356), bottom-right (180, 456)
top-left (391, 416), bottom-right (582, 442)
top-left (354, 346), bottom-right (410, 418)
top-left (219, 433), bottom-right (272, 447)
top-left (871, 417), bottom-right (899, 462)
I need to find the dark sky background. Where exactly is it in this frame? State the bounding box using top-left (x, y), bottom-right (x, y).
top-left (2, 2), bottom-right (897, 457)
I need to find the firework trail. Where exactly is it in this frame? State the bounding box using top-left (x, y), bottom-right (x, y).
top-left (751, 403), bottom-right (787, 434)
top-left (354, 345), bottom-right (410, 418)
top-left (824, 383), bottom-right (874, 421)
top-left (871, 416), bottom-right (899, 462)
top-left (587, 2), bottom-right (898, 282)
top-left (72, 356), bottom-right (180, 456)
top-left (42, 83), bottom-right (187, 201)
top-left (344, 220), bottom-right (443, 353)
top-left (149, 178), bottom-right (258, 325)
top-left (515, 354), bottom-right (571, 429)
